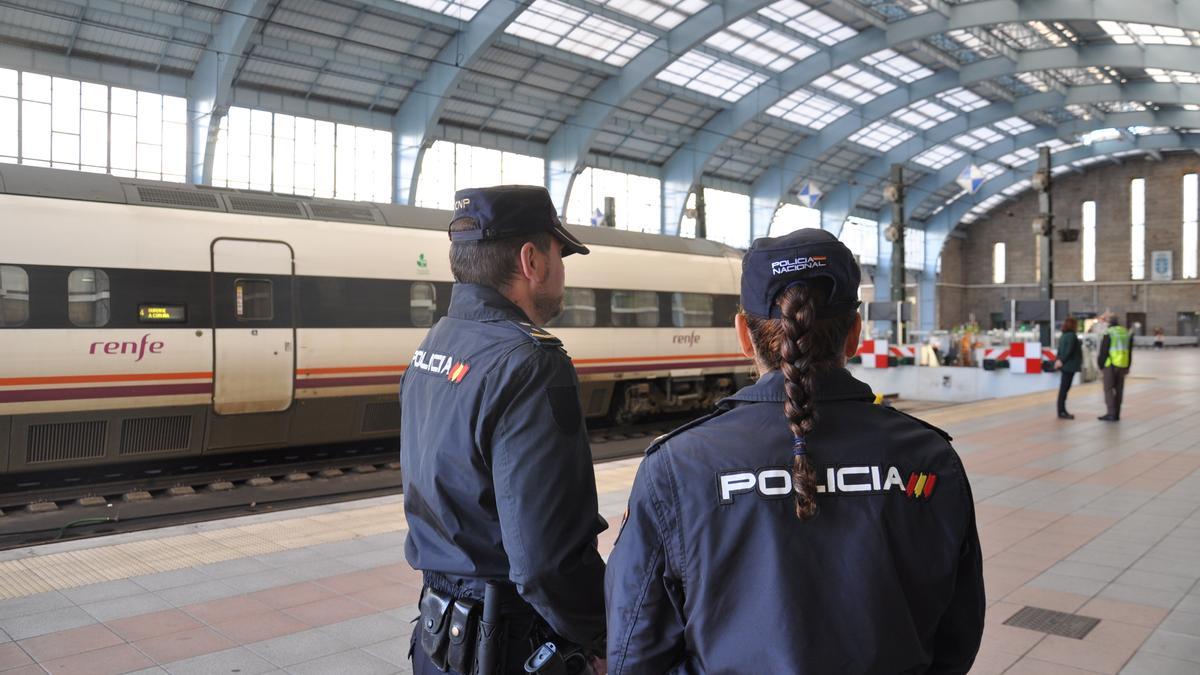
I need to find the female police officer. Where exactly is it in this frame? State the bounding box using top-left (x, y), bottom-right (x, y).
top-left (605, 229), bottom-right (984, 674)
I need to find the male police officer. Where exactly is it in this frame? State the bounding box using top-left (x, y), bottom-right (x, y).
top-left (401, 186), bottom-right (606, 675)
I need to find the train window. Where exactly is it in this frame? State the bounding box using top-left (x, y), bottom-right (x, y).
top-left (671, 293), bottom-right (714, 327)
top-left (611, 290), bottom-right (659, 327)
top-left (411, 282), bottom-right (436, 327)
top-left (68, 268), bottom-right (111, 327)
top-left (0, 265), bottom-right (29, 327)
top-left (546, 288), bottom-right (596, 328)
top-left (235, 279), bottom-right (273, 320)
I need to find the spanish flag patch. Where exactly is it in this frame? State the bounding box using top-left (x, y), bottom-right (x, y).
top-left (447, 362), bottom-right (470, 384)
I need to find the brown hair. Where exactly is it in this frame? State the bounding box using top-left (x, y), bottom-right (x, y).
top-left (741, 280), bottom-right (858, 521)
top-left (448, 217), bottom-right (552, 289)
top-left (1061, 317), bottom-right (1077, 332)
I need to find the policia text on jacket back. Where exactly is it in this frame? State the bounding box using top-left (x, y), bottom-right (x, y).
top-left (605, 229), bottom-right (985, 674)
top-left (401, 186), bottom-right (606, 675)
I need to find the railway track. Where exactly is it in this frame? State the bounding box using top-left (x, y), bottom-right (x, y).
top-left (0, 416), bottom-right (689, 550)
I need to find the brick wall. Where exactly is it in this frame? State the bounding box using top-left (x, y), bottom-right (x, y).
top-left (937, 152), bottom-right (1200, 335)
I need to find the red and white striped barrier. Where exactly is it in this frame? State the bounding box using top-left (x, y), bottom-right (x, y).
top-left (858, 339), bottom-right (890, 368)
top-left (1009, 342), bottom-right (1044, 374)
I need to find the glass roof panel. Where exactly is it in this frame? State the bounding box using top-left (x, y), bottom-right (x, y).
top-left (393, 0), bottom-right (488, 20)
top-left (705, 17), bottom-right (816, 71)
top-left (945, 29), bottom-right (998, 60)
top-left (812, 65), bottom-right (896, 104)
top-left (994, 116), bottom-right (1035, 135)
top-left (1146, 68), bottom-right (1200, 85)
top-left (759, 0), bottom-right (857, 46)
top-left (862, 49), bottom-right (934, 83)
top-left (936, 87), bottom-right (988, 112)
top-left (1128, 126), bottom-right (1171, 136)
top-left (1079, 128), bottom-right (1122, 145)
top-left (997, 147), bottom-right (1038, 166)
top-left (766, 89), bottom-right (851, 130)
top-left (980, 162), bottom-right (1005, 180)
top-left (506, 0), bottom-right (657, 67)
top-left (951, 126), bottom-right (1004, 151)
top-left (657, 50), bottom-right (770, 102)
top-left (1098, 21), bottom-right (1200, 46)
top-left (912, 144), bottom-right (965, 170)
top-left (849, 120), bottom-right (915, 152)
top-left (599, 0), bottom-right (709, 30)
top-left (892, 100), bottom-right (955, 130)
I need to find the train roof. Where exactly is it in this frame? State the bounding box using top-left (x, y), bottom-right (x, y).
top-left (0, 165), bottom-right (740, 259)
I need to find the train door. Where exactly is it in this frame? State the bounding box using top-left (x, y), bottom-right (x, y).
top-left (211, 239), bottom-right (295, 414)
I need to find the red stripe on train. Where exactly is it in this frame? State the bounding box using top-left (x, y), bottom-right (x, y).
top-left (0, 382), bottom-right (214, 403)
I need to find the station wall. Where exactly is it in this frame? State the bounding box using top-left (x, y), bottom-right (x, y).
top-left (938, 152), bottom-right (1200, 335)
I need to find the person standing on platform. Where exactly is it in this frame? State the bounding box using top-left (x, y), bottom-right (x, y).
top-left (1154, 327), bottom-right (1165, 350)
top-left (605, 229), bottom-right (985, 675)
top-left (1097, 314), bottom-right (1133, 422)
top-left (401, 186), bottom-right (606, 675)
top-left (1054, 317), bottom-right (1082, 420)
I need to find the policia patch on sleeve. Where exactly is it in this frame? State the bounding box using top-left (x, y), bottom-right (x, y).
top-left (546, 385), bottom-right (582, 435)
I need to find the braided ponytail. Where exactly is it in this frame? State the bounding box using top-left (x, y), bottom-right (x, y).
top-left (742, 280), bottom-right (858, 522)
top-left (778, 285), bottom-right (821, 520)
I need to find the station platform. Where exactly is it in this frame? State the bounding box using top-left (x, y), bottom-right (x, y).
top-left (0, 350), bottom-right (1198, 674)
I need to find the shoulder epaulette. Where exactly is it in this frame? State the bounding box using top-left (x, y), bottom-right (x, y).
top-left (887, 407), bottom-right (953, 443)
top-left (645, 408), bottom-right (727, 455)
top-left (505, 321), bottom-right (563, 349)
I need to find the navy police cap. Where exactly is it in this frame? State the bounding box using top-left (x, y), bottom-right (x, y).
top-left (449, 185), bottom-right (590, 256)
top-left (741, 228), bottom-right (861, 319)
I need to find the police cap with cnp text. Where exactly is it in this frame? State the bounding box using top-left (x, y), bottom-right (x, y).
top-left (741, 228), bottom-right (861, 319)
top-left (449, 185), bottom-right (590, 256)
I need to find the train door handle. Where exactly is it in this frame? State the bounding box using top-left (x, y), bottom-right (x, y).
top-left (284, 341), bottom-right (292, 352)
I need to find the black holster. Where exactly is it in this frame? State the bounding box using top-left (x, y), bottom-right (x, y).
top-left (419, 588), bottom-right (454, 670)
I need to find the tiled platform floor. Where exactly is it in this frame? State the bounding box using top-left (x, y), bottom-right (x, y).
top-left (0, 350), bottom-right (1199, 674)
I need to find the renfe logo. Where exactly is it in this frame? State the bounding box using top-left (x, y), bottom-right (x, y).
top-left (672, 331), bottom-right (701, 346)
top-left (89, 334), bottom-right (164, 362)
top-left (771, 255), bottom-right (827, 275)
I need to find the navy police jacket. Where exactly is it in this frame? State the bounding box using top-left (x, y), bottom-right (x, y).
top-left (400, 283), bottom-right (607, 651)
top-left (606, 368), bottom-right (984, 674)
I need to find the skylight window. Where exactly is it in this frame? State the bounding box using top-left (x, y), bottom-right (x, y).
top-left (705, 17), bottom-right (816, 71)
top-left (1079, 128), bottom-right (1122, 145)
top-left (1146, 68), bottom-right (1200, 85)
top-left (913, 144), bottom-right (965, 170)
top-left (766, 89), bottom-right (851, 130)
top-left (849, 120), bottom-right (915, 152)
top-left (979, 162), bottom-right (1004, 180)
top-left (393, 0), bottom-right (487, 20)
top-left (1099, 21), bottom-right (1200, 46)
top-left (1129, 126), bottom-right (1171, 136)
top-left (597, 0), bottom-right (709, 30)
top-left (947, 29), bottom-right (998, 59)
top-left (862, 49), bottom-right (934, 83)
top-left (506, 0), bottom-right (656, 67)
top-left (951, 127), bottom-right (1003, 151)
top-left (1016, 71), bottom-right (1052, 93)
top-left (937, 87), bottom-right (988, 112)
top-left (997, 147), bottom-right (1038, 166)
top-left (812, 65), bottom-right (896, 105)
top-left (657, 50), bottom-right (770, 102)
top-left (994, 116), bottom-right (1035, 135)
top-left (759, 0), bottom-right (856, 46)
top-left (892, 100), bottom-right (955, 130)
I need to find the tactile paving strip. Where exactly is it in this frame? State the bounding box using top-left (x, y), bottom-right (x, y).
top-left (1003, 605), bottom-right (1101, 639)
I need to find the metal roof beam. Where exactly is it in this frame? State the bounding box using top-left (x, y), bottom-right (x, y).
top-left (391, 0), bottom-right (524, 205)
top-left (545, 1), bottom-right (773, 217)
top-left (187, 0), bottom-right (271, 185)
top-left (659, 0), bottom-right (1200, 234)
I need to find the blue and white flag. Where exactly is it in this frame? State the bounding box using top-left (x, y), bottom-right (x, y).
top-left (956, 164), bottom-right (986, 195)
top-left (797, 181), bottom-right (822, 208)
top-left (590, 208), bottom-right (605, 227)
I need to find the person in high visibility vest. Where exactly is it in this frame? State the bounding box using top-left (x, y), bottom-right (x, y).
top-left (1097, 313), bottom-right (1133, 421)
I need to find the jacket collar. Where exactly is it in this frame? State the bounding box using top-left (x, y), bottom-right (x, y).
top-left (718, 367), bottom-right (875, 407)
top-left (447, 283), bottom-right (534, 324)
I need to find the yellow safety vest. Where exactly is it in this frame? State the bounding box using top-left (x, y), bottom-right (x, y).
top-left (1105, 326), bottom-right (1131, 368)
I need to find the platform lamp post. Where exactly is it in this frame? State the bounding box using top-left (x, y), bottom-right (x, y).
top-left (883, 164), bottom-right (905, 345)
top-left (1032, 147), bottom-right (1054, 346)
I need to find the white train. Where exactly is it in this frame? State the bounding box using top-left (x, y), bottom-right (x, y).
top-left (0, 165), bottom-right (752, 473)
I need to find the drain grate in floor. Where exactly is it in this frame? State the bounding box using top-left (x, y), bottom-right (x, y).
top-left (1003, 606), bottom-right (1101, 639)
